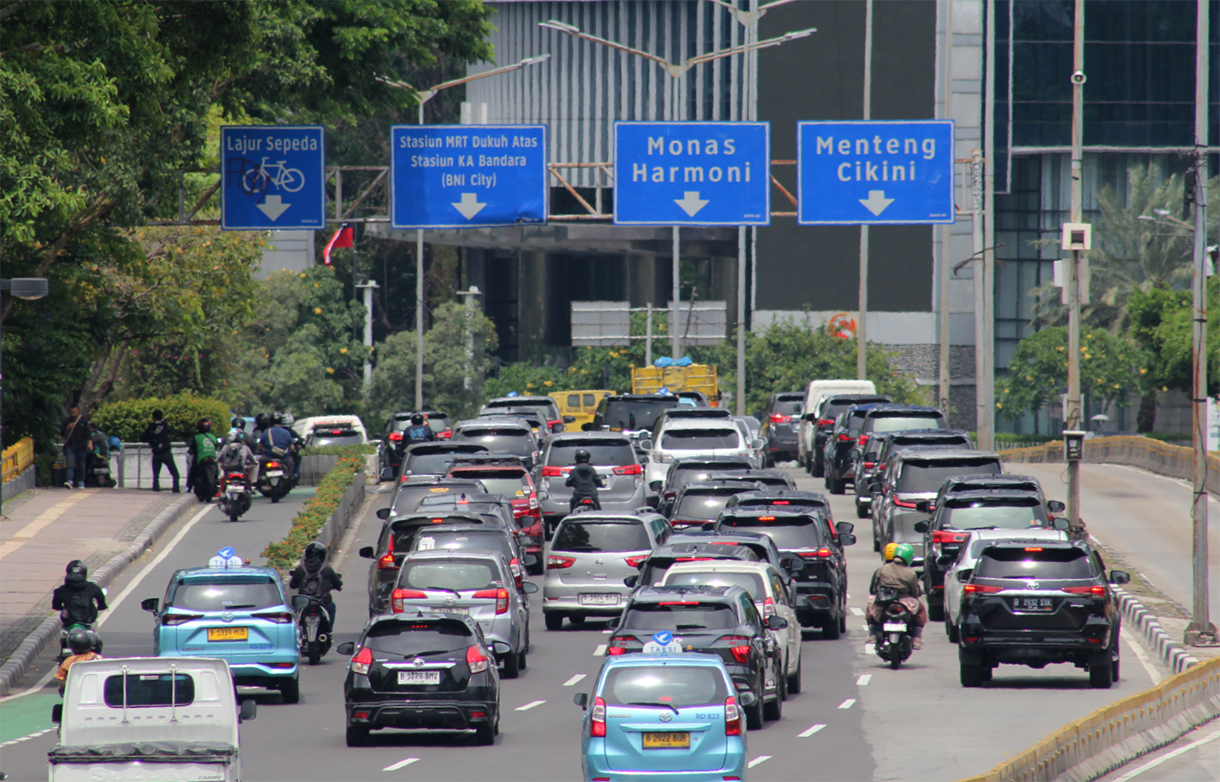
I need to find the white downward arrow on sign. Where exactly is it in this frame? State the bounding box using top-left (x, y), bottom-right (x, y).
top-left (674, 191), bottom-right (710, 217)
top-left (858, 190), bottom-right (895, 216)
top-left (256, 195), bottom-right (291, 221)
top-left (452, 193), bottom-right (487, 220)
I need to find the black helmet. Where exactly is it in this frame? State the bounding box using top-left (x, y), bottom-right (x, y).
top-left (304, 542), bottom-right (327, 561)
top-left (231, 417), bottom-right (244, 431)
top-left (574, 448), bottom-right (592, 464)
top-left (68, 628), bottom-right (93, 655)
top-left (66, 559), bottom-right (87, 577)
top-left (271, 412), bottom-right (283, 426)
top-left (255, 413), bottom-right (270, 430)
top-left (411, 413), bottom-right (425, 425)
top-left (197, 419), bottom-right (212, 434)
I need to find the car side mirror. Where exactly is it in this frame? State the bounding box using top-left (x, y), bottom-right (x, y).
top-left (766, 615), bottom-right (788, 630)
top-left (337, 641), bottom-right (356, 655)
top-left (358, 546), bottom-right (376, 559)
top-left (638, 454), bottom-right (650, 463)
top-left (1047, 500), bottom-right (1066, 513)
top-left (1052, 517), bottom-right (1071, 531)
top-left (291, 595), bottom-right (310, 611)
top-left (239, 699), bottom-right (257, 722)
top-left (376, 508), bottom-right (391, 520)
top-left (838, 533), bottom-right (857, 546)
top-left (574, 692), bottom-right (589, 709)
top-left (915, 501), bottom-right (931, 514)
top-left (141, 598), bottom-right (159, 613)
top-left (794, 595), bottom-right (811, 609)
top-left (380, 467), bottom-right (395, 481)
top-left (780, 556), bottom-right (803, 572)
top-left (956, 569), bottom-right (973, 582)
top-left (624, 575), bottom-right (639, 588)
top-left (750, 438), bottom-right (765, 450)
top-left (581, 422), bottom-right (594, 431)
top-left (51, 704), bottom-right (63, 724)
top-left (701, 522), bottom-right (717, 531)
top-left (913, 520), bottom-right (930, 533)
top-left (524, 554), bottom-right (538, 568)
top-left (1109, 570), bottom-right (1130, 585)
top-left (835, 521), bottom-right (855, 535)
top-left (736, 690), bottom-right (758, 706)
top-left (563, 415), bottom-right (575, 423)
top-left (868, 479), bottom-right (881, 492)
top-left (522, 581), bottom-right (539, 594)
top-left (639, 439), bottom-right (654, 451)
top-left (649, 480), bottom-right (662, 492)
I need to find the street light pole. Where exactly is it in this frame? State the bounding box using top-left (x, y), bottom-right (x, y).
top-left (857, 0), bottom-right (873, 381)
top-left (979, 0), bottom-right (997, 451)
top-left (1065, 0), bottom-right (1085, 527)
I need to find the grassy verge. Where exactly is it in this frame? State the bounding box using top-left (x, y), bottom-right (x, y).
top-left (299, 443), bottom-right (377, 457)
top-left (262, 456), bottom-right (363, 572)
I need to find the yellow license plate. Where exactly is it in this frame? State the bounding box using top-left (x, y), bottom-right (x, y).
top-left (207, 627), bottom-right (249, 642)
top-left (642, 732), bottom-right (690, 749)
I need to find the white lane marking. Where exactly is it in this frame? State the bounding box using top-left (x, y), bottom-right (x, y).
top-left (846, 593), bottom-right (851, 599)
top-left (1121, 627), bottom-right (1163, 684)
top-left (856, 674), bottom-right (871, 686)
top-left (0, 728), bottom-right (56, 747)
top-left (383, 758), bottom-right (419, 771)
top-left (850, 606), bottom-right (865, 616)
top-left (563, 674), bottom-right (587, 687)
top-left (515, 700), bottom-right (546, 711)
top-left (863, 644), bottom-right (875, 655)
top-left (861, 623), bottom-right (869, 631)
top-left (1111, 725), bottom-right (1220, 781)
top-left (748, 755), bottom-right (772, 768)
top-left (602, 628), bottom-right (614, 633)
top-left (798, 724), bottom-right (826, 738)
top-left (838, 699), bottom-right (856, 709)
top-left (593, 644), bottom-right (607, 656)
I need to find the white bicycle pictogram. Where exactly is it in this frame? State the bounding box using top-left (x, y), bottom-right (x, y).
top-left (242, 157), bottom-right (305, 194)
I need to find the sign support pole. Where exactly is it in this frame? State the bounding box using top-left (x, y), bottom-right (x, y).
top-left (979, 0), bottom-right (997, 451)
top-left (856, 0), bottom-right (874, 380)
top-left (938, 0), bottom-right (954, 414)
top-left (1065, 0), bottom-right (1084, 529)
top-left (415, 102), bottom-right (426, 412)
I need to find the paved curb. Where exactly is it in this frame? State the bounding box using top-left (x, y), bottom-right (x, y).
top-left (1113, 586), bottom-right (1200, 675)
top-left (0, 494), bottom-right (198, 697)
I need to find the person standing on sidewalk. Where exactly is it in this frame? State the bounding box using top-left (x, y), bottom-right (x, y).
top-left (59, 406), bottom-right (91, 489)
top-left (142, 409), bottom-right (180, 493)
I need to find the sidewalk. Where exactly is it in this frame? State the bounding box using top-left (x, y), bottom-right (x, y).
top-left (0, 487), bottom-right (184, 664)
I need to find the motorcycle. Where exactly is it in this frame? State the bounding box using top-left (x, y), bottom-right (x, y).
top-left (873, 586), bottom-right (916, 669)
top-left (220, 472), bottom-right (252, 522)
top-left (192, 458), bottom-right (219, 503)
top-left (84, 454), bottom-right (116, 488)
top-left (257, 456), bottom-right (291, 503)
top-left (57, 619), bottom-right (103, 663)
top-left (292, 594), bottom-right (332, 665)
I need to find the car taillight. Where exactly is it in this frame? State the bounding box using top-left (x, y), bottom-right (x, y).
top-left (351, 646), bottom-right (373, 675)
top-left (931, 530), bottom-right (969, 544)
top-left (528, 494), bottom-right (540, 509)
top-left (674, 557), bottom-right (715, 562)
top-left (388, 432), bottom-right (403, 442)
top-left (510, 558), bottom-right (523, 587)
top-left (1063, 585), bottom-right (1108, 596)
top-left (763, 597), bottom-right (775, 618)
top-left (894, 499), bottom-right (918, 509)
top-left (769, 414), bottom-right (791, 424)
top-left (162, 613), bottom-right (203, 626)
top-left (391, 588), bottom-right (428, 611)
top-left (606, 645), bottom-right (627, 656)
top-left (251, 611), bottom-right (294, 623)
top-left (473, 588), bottom-right (509, 614)
top-left (607, 635), bottom-right (638, 655)
top-left (798, 548), bottom-right (833, 559)
top-left (612, 464), bottom-right (643, 475)
top-left (837, 433), bottom-right (852, 441)
top-left (437, 430), bottom-right (452, 439)
top-left (378, 539), bottom-right (398, 569)
top-left (547, 555), bottom-right (576, 569)
top-left (964, 584), bottom-right (1004, 594)
top-left (623, 555), bottom-right (647, 568)
top-left (864, 461), bottom-right (875, 469)
top-left (466, 644), bottom-right (490, 674)
top-left (590, 696), bottom-right (607, 736)
top-left (541, 466), bottom-right (570, 477)
top-left (818, 418), bottom-right (834, 427)
top-left (724, 696), bottom-right (742, 735)
top-left (730, 645), bottom-right (751, 664)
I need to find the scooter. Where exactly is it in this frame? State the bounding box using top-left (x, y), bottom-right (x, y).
top-left (57, 617), bottom-right (104, 663)
top-left (292, 594), bottom-right (332, 665)
top-left (221, 472), bottom-right (252, 522)
top-left (192, 458), bottom-right (219, 503)
top-left (84, 454), bottom-right (116, 488)
top-left (257, 456), bottom-right (291, 503)
top-left (873, 586), bottom-right (916, 669)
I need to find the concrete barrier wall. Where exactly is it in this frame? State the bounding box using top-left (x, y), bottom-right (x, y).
top-left (299, 454), bottom-right (338, 486)
top-left (311, 468), bottom-right (365, 551)
top-left (1000, 436), bottom-right (1220, 498)
top-left (1, 464), bottom-right (36, 502)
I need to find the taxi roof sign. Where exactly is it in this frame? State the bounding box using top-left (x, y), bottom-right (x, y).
top-left (210, 547), bottom-right (244, 569)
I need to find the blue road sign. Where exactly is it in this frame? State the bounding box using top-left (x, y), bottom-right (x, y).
top-left (221, 126), bottom-right (326, 230)
top-left (797, 120), bottom-right (955, 225)
top-left (614, 122), bottom-right (770, 226)
top-left (390, 125), bottom-right (548, 229)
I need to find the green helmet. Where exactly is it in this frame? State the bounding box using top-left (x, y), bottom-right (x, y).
top-left (893, 543), bottom-right (915, 566)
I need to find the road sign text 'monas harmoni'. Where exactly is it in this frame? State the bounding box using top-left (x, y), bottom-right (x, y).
top-left (631, 136), bottom-right (753, 185)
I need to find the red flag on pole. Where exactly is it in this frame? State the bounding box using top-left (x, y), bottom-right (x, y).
top-left (323, 224), bottom-right (354, 265)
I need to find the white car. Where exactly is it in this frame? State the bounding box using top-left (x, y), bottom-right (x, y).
top-left (732, 417), bottom-right (765, 467)
top-left (642, 418), bottom-right (761, 494)
top-left (660, 560), bottom-right (804, 695)
top-left (796, 379), bottom-right (876, 469)
top-left (943, 527), bottom-right (1070, 642)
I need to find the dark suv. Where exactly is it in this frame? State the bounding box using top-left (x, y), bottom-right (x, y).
top-left (608, 584), bottom-right (789, 728)
top-left (822, 404), bottom-right (888, 495)
top-left (655, 457), bottom-right (754, 513)
top-left (855, 429), bottom-right (973, 519)
top-left (587, 394), bottom-right (680, 436)
top-left (627, 538), bottom-right (762, 589)
top-left (806, 394), bottom-right (892, 477)
top-left (957, 540), bottom-right (1129, 688)
top-left (668, 481), bottom-right (764, 530)
top-left (481, 396), bottom-right (567, 434)
top-left (757, 392), bottom-right (804, 467)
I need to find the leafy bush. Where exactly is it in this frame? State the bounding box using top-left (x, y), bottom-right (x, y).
top-left (262, 456), bottom-right (364, 572)
top-left (299, 443), bottom-right (377, 457)
top-left (93, 393), bottom-right (231, 443)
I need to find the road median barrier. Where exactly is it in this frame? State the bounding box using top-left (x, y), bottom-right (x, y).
top-left (262, 456), bottom-right (365, 572)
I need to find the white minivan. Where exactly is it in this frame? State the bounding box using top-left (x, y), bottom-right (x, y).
top-left (797, 379), bottom-right (877, 469)
top-left (641, 419), bottom-right (762, 494)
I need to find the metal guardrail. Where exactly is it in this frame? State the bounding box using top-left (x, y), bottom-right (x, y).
top-left (2, 437), bottom-right (34, 483)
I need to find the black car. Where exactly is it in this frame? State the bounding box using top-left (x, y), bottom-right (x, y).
top-left (706, 469), bottom-right (797, 493)
top-left (668, 481), bottom-right (764, 530)
top-left (378, 413), bottom-right (416, 481)
top-left (805, 394), bottom-right (892, 477)
top-left (627, 538), bottom-right (763, 589)
top-left (338, 612), bottom-right (500, 746)
top-left (416, 492), bottom-right (542, 573)
top-left (722, 490), bottom-right (850, 545)
top-left (757, 392), bottom-right (804, 466)
top-left (399, 442), bottom-right (490, 480)
top-left (608, 584), bottom-right (788, 728)
top-left (854, 429), bottom-right (973, 519)
top-left (925, 473), bottom-right (1061, 516)
top-left (587, 393), bottom-right (681, 435)
top-left (387, 477), bottom-right (488, 518)
top-left (822, 403), bottom-right (888, 495)
top-left (480, 395), bottom-right (567, 434)
top-left (714, 508), bottom-right (856, 639)
top-left (655, 456), bottom-right (754, 512)
top-left (957, 540), bottom-right (1129, 688)
top-left (450, 422), bottom-right (539, 468)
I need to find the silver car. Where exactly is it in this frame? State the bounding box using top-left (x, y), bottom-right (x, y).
top-left (535, 433), bottom-right (647, 532)
top-left (543, 510), bottom-right (671, 630)
top-left (390, 549), bottom-right (537, 678)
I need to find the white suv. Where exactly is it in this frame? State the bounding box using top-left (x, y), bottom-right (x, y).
top-left (642, 419), bottom-right (761, 496)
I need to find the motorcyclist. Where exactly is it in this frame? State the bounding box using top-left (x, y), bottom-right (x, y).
top-left (289, 542), bottom-right (343, 629)
top-left (261, 413), bottom-right (297, 487)
top-left (565, 448), bottom-right (601, 513)
top-left (55, 629), bottom-right (102, 695)
top-left (52, 560), bottom-right (107, 634)
top-left (866, 543), bottom-right (927, 649)
top-left (405, 412), bottom-right (435, 445)
top-left (187, 419), bottom-right (221, 500)
top-left (251, 413), bottom-right (271, 447)
top-left (217, 425), bottom-right (257, 494)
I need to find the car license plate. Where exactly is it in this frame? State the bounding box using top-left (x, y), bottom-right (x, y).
top-left (579, 594), bottom-right (620, 606)
top-left (1011, 597), bottom-right (1055, 612)
top-left (207, 627), bottom-right (248, 642)
top-left (882, 622), bottom-right (907, 632)
top-left (642, 732), bottom-right (690, 749)
top-left (438, 606), bottom-right (469, 615)
top-left (397, 670), bottom-right (440, 685)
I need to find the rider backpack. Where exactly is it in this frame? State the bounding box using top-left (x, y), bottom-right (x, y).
top-left (299, 570), bottom-right (324, 597)
top-left (405, 424), bottom-right (431, 445)
top-left (66, 589), bottom-right (96, 625)
top-left (219, 440), bottom-right (246, 470)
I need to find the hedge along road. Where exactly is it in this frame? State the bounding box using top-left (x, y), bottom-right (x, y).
top-left (0, 467), bottom-right (1165, 782)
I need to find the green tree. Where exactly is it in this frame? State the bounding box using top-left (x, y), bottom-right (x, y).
top-left (997, 327), bottom-right (1143, 420)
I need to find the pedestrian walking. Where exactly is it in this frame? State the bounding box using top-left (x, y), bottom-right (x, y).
top-left (142, 409), bottom-right (180, 493)
top-left (59, 406), bottom-right (91, 489)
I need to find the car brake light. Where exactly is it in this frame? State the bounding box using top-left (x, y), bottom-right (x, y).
top-left (758, 515), bottom-right (776, 521)
top-left (528, 494), bottom-right (539, 509)
top-left (606, 646), bottom-right (627, 656)
top-left (547, 555), bottom-right (576, 569)
top-left (763, 597), bottom-right (775, 618)
top-left (769, 414), bottom-right (791, 424)
top-left (730, 645), bottom-right (751, 664)
top-left (388, 432), bottom-right (403, 442)
top-left (251, 611), bottom-right (294, 624)
top-left (611, 464), bottom-right (641, 477)
top-left (931, 530), bottom-right (969, 544)
top-left (541, 466), bottom-right (571, 477)
top-left (1063, 585), bottom-right (1108, 596)
top-left (1024, 547), bottom-right (1043, 552)
top-left (472, 588), bottom-right (510, 614)
top-left (351, 646), bottom-right (373, 675)
top-left (391, 588), bottom-right (428, 611)
top-left (466, 644), bottom-right (490, 674)
top-left (818, 418), bottom-right (835, 427)
top-left (590, 696), bottom-right (607, 736)
top-left (162, 613), bottom-right (203, 626)
top-left (798, 548), bottom-right (832, 559)
top-left (437, 430), bottom-right (452, 439)
top-left (510, 558), bottom-right (523, 588)
top-left (771, 500), bottom-right (790, 505)
top-left (724, 696), bottom-right (742, 735)
top-left (964, 584), bottom-right (1004, 594)
top-left (624, 555), bottom-right (647, 568)
top-left (858, 435), bottom-right (869, 447)
top-left (674, 557), bottom-right (715, 562)
top-left (894, 499), bottom-right (918, 509)
top-left (837, 433), bottom-right (852, 441)
top-left (658, 601), bottom-right (699, 605)
top-left (864, 462), bottom-right (875, 469)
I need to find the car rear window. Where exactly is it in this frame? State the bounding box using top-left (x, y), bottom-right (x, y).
top-left (390, 518), bottom-right (484, 551)
top-left (671, 464), bottom-right (751, 489)
top-left (413, 531), bottom-right (513, 560)
top-left (547, 440), bottom-right (634, 466)
top-left (311, 431), bottom-right (363, 446)
top-left (772, 398), bottom-right (803, 415)
top-left (604, 399), bottom-right (678, 431)
top-left (870, 415), bottom-right (946, 434)
top-left (425, 417), bottom-right (450, 433)
top-left (404, 452), bottom-right (464, 476)
top-left (661, 429), bottom-right (740, 450)
top-left (459, 427), bottom-right (532, 442)
top-left (892, 434), bottom-right (971, 449)
top-left (622, 602), bottom-right (739, 631)
top-left (171, 579), bottom-right (280, 611)
top-left (104, 673), bottom-right (194, 708)
top-left (448, 470), bottom-right (529, 498)
top-left (553, 521), bottom-right (651, 552)
top-left (896, 459), bottom-right (1002, 492)
top-left (364, 618), bottom-right (472, 656)
top-left (602, 665), bottom-right (729, 708)
top-left (942, 500), bottom-right (1049, 530)
top-left (719, 516), bottom-right (822, 549)
top-left (392, 483), bottom-right (485, 515)
top-left (398, 560), bottom-right (499, 592)
top-left (663, 571), bottom-right (766, 601)
top-left (674, 488), bottom-right (743, 519)
top-left (975, 547), bottom-right (1096, 580)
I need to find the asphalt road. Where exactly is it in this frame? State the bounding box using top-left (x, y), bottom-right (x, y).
top-left (0, 466), bottom-right (1171, 781)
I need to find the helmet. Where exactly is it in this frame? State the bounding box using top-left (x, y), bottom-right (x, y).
top-left (68, 628), bottom-right (93, 655)
top-left (255, 413), bottom-right (270, 430)
top-left (197, 419), bottom-right (212, 434)
top-left (411, 413), bottom-right (425, 425)
top-left (231, 417), bottom-right (244, 431)
top-left (893, 543), bottom-right (915, 566)
top-left (574, 448), bottom-right (591, 464)
top-left (883, 542), bottom-right (898, 562)
top-left (304, 542), bottom-right (327, 561)
top-left (271, 412), bottom-right (283, 426)
top-left (66, 560), bottom-right (87, 577)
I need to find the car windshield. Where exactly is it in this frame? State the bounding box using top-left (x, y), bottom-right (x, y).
top-left (897, 460), bottom-right (1002, 492)
top-left (871, 415), bottom-right (946, 434)
top-left (413, 532), bottom-right (513, 560)
top-left (425, 417), bottom-right (450, 433)
top-left (622, 602), bottom-right (739, 631)
top-left (548, 440), bottom-right (635, 466)
top-left (663, 571), bottom-right (765, 601)
top-left (661, 429), bottom-right (740, 450)
top-left (448, 470), bottom-right (529, 498)
top-left (171, 579), bottom-right (280, 611)
top-left (364, 619), bottom-right (473, 657)
top-left (674, 489), bottom-right (742, 519)
top-left (457, 429), bottom-right (533, 452)
top-left (601, 665), bottom-right (729, 709)
top-left (487, 402), bottom-right (555, 422)
top-left (604, 399), bottom-right (677, 431)
top-left (390, 519), bottom-right (482, 551)
top-left (891, 435), bottom-right (970, 451)
top-left (975, 548), bottom-right (1096, 580)
top-left (398, 561), bottom-right (499, 592)
top-left (772, 398), bottom-right (803, 416)
top-left (720, 516), bottom-right (822, 549)
top-left (942, 501), bottom-right (1049, 530)
top-left (553, 521), bottom-right (651, 552)
top-left (392, 483), bottom-right (484, 515)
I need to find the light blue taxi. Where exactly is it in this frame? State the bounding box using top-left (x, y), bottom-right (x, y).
top-left (141, 548), bottom-right (301, 702)
top-left (573, 635), bottom-right (751, 782)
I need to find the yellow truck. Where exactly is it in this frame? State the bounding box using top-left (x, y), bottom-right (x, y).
top-left (631, 364), bottom-right (721, 406)
top-left (550, 390), bottom-right (615, 432)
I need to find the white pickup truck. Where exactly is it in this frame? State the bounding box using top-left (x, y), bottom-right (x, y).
top-left (48, 657), bottom-right (256, 782)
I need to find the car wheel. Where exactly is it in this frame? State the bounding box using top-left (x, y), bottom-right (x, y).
top-left (544, 612), bottom-right (564, 631)
top-left (823, 616), bottom-right (841, 640)
top-left (518, 643), bottom-right (528, 670)
top-left (839, 610), bottom-right (847, 633)
top-left (1089, 654), bottom-right (1113, 689)
top-left (960, 662), bottom-right (985, 687)
top-left (855, 500), bottom-right (869, 519)
top-left (345, 725), bottom-right (368, 747)
top-left (746, 696), bottom-right (765, 730)
top-left (813, 457), bottom-right (824, 478)
top-left (928, 600), bottom-right (945, 623)
top-left (474, 722), bottom-right (496, 746)
top-left (764, 683), bottom-right (783, 721)
top-left (828, 472), bottom-right (844, 495)
top-left (1112, 655), bottom-right (1120, 682)
top-left (502, 649), bottom-right (521, 679)
top-left (946, 619), bottom-right (960, 644)
top-left (279, 677), bottom-right (300, 704)
top-left (787, 651), bottom-right (802, 694)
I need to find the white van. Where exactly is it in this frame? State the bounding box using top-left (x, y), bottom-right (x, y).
top-left (49, 657), bottom-right (255, 782)
top-left (797, 380), bottom-right (877, 468)
top-left (291, 415), bottom-right (368, 445)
